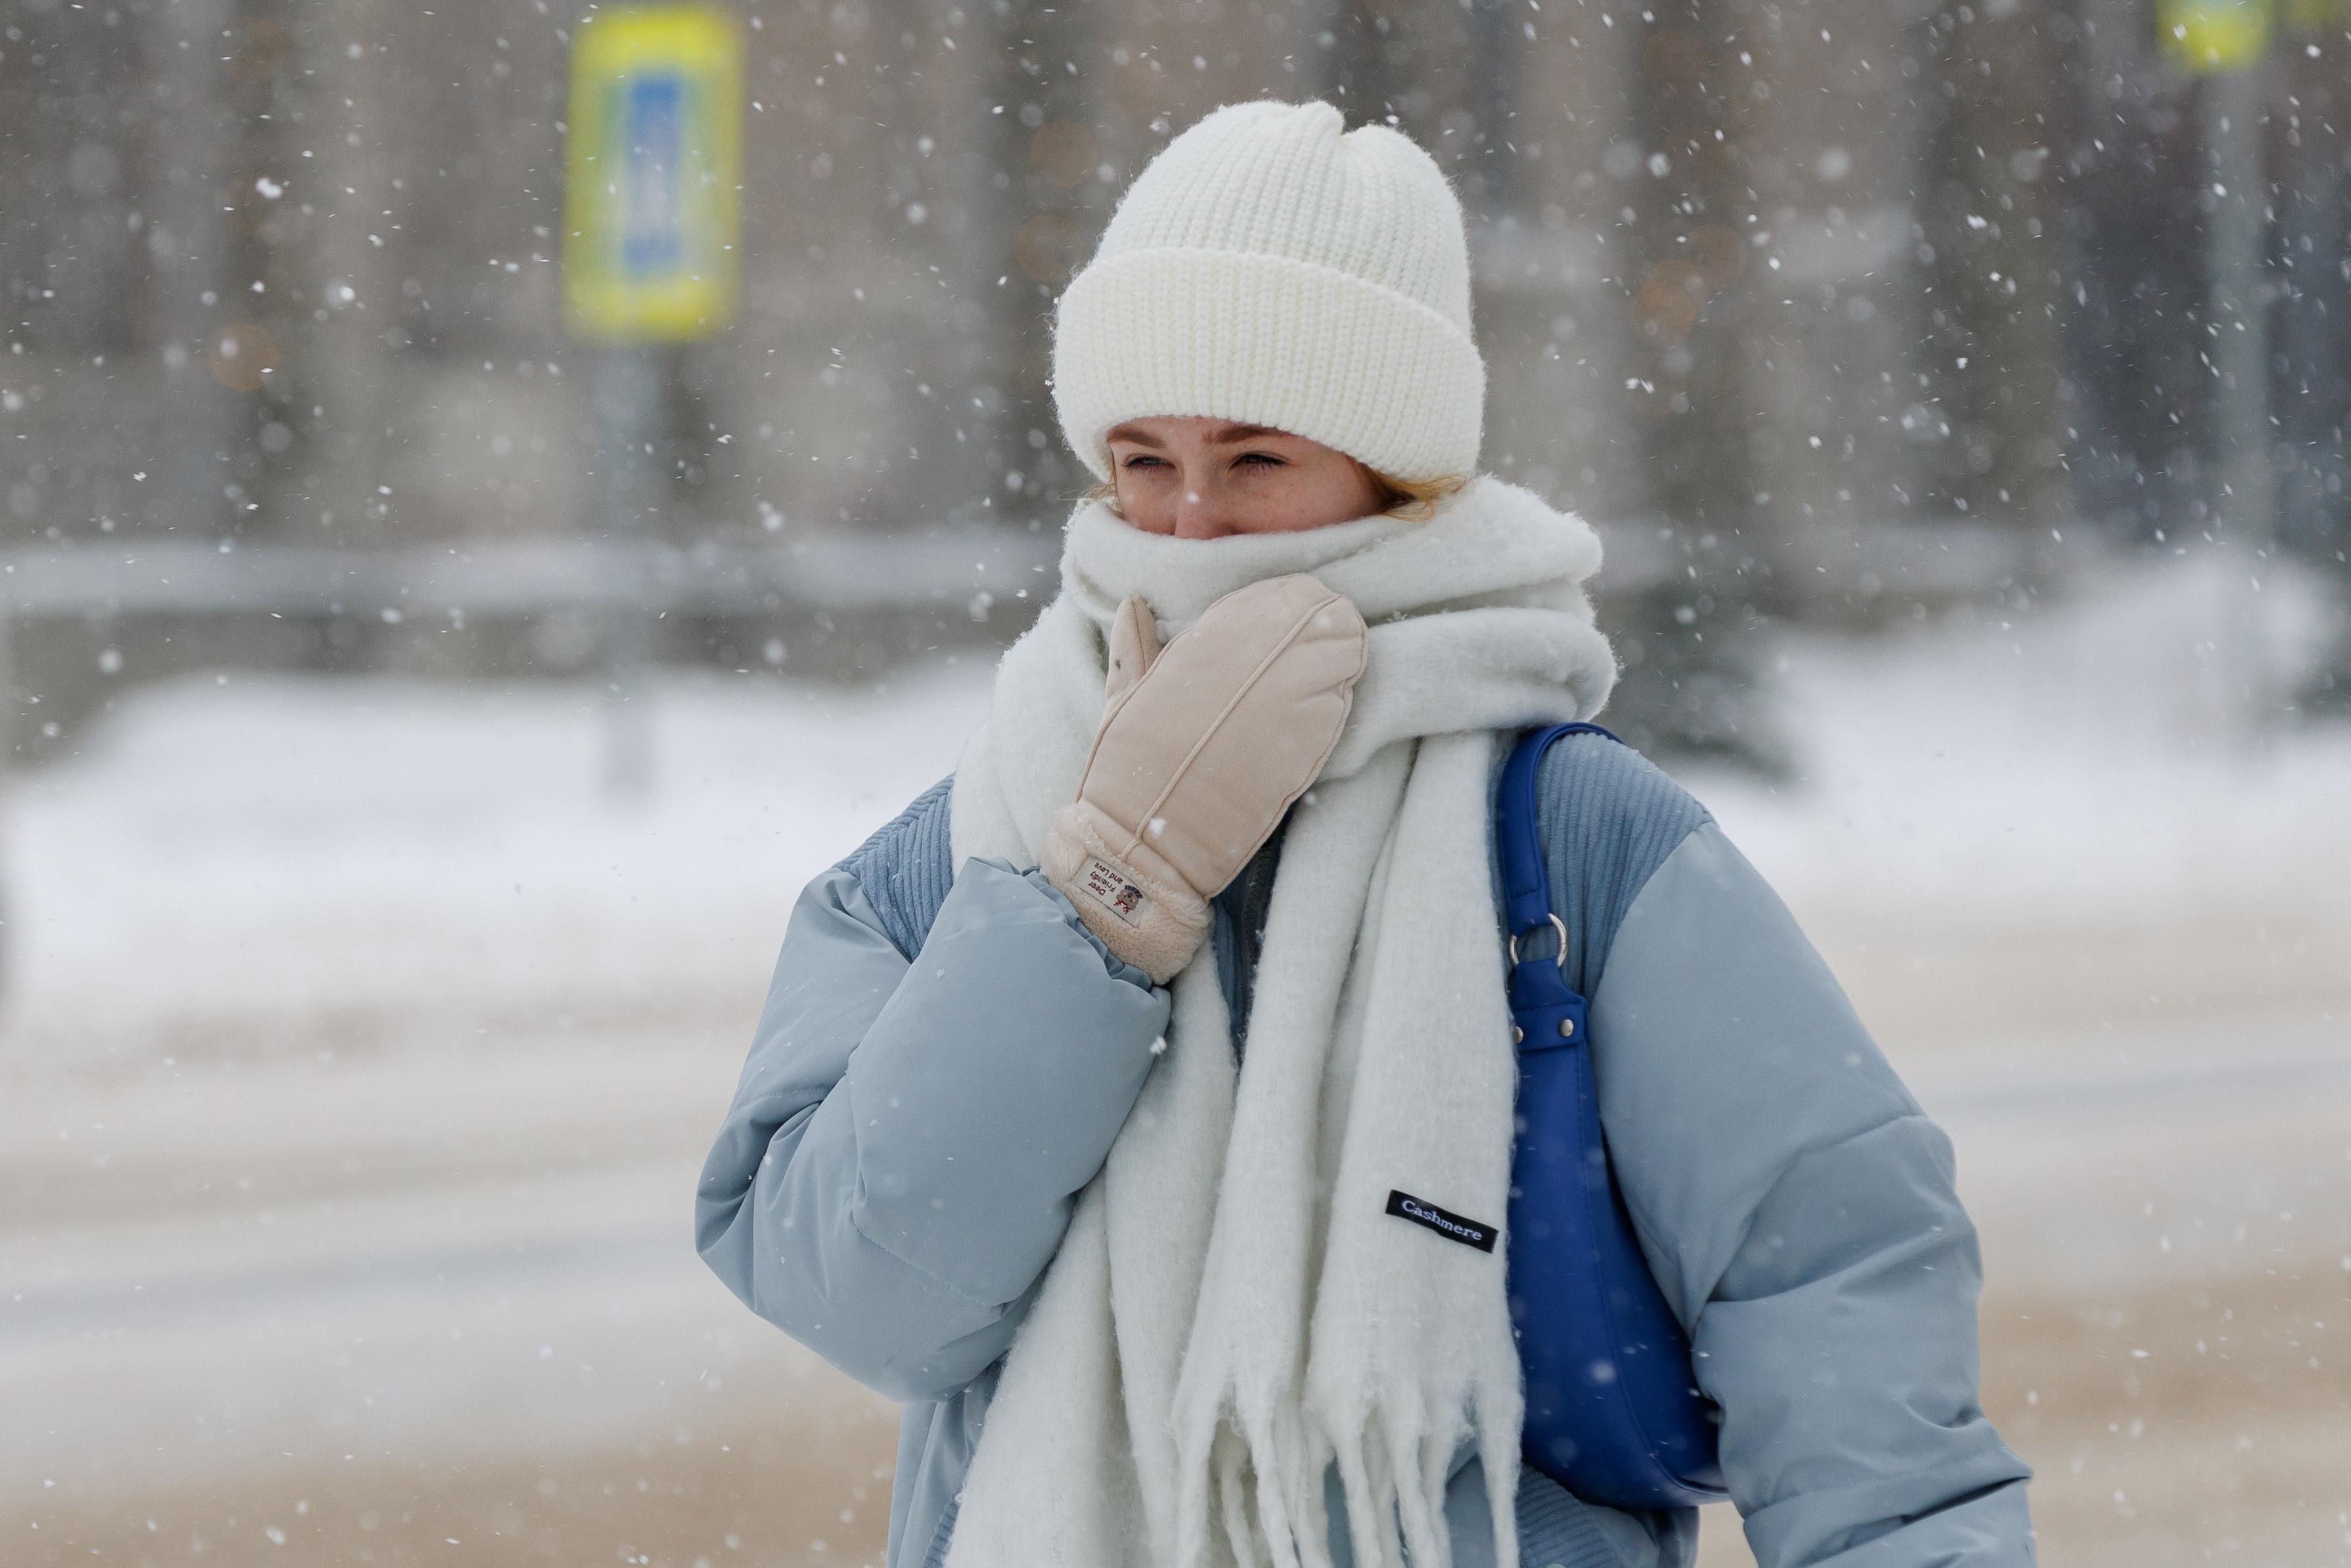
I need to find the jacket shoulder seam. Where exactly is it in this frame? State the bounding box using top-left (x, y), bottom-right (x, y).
top-left (1695, 1109), bottom-right (1948, 1314)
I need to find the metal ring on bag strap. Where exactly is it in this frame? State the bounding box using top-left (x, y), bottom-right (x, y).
top-left (1508, 912), bottom-right (1569, 971)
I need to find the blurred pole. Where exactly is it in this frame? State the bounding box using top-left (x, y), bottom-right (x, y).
top-left (562, 7), bottom-right (744, 799)
top-left (2204, 60), bottom-right (2279, 741)
top-left (1324, 0), bottom-right (1399, 116)
top-left (2274, 26), bottom-right (2347, 541)
top-left (596, 349), bottom-right (663, 800)
top-left (977, 1), bottom-right (1100, 530)
top-left (1617, 0), bottom-right (1787, 774)
top-left (1919, 1), bottom-right (2072, 542)
top-left (2277, 6), bottom-right (2351, 714)
top-left (271, 7), bottom-right (401, 549)
top-left (141, 0), bottom-right (240, 545)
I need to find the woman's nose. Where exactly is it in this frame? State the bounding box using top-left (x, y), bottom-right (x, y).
top-left (1171, 476), bottom-right (1233, 539)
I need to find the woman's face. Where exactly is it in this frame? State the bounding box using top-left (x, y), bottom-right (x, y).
top-left (1104, 416), bottom-right (1387, 539)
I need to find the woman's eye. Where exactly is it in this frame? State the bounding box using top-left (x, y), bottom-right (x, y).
top-left (1236, 452), bottom-right (1284, 468)
top-left (1119, 454), bottom-right (1167, 470)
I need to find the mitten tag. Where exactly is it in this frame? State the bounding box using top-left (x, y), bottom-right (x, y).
top-left (1079, 857), bottom-right (1150, 926)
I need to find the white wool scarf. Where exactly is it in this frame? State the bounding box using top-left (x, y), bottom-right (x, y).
top-left (945, 478), bottom-right (1618, 1568)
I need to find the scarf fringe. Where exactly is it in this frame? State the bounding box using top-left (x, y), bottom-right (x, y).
top-left (1176, 1370), bottom-right (1525, 1568)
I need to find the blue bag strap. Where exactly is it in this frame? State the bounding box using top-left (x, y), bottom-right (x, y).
top-left (1498, 722), bottom-right (1622, 997)
top-left (1499, 719), bottom-right (1727, 1509)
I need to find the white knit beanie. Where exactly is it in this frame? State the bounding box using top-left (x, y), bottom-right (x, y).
top-left (1052, 101), bottom-right (1483, 485)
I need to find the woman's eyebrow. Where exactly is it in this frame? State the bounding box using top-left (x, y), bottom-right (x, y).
top-left (1105, 424), bottom-right (1167, 448)
top-left (1207, 422), bottom-right (1284, 443)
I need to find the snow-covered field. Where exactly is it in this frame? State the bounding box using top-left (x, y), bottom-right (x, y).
top-left (6, 552), bottom-right (2348, 1567)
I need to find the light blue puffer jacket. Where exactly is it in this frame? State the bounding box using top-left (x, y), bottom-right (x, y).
top-left (696, 733), bottom-right (2034, 1568)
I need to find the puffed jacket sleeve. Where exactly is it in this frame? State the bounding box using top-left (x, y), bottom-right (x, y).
top-left (1589, 820), bottom-right (2034, 1568)
top-left (694, 845), bottom-right (1170, 1404)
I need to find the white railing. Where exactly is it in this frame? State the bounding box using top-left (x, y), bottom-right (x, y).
top-left (0, 528), bottom-right (1064, 620)
top-left (0, 516), bottom-right (2051, 621)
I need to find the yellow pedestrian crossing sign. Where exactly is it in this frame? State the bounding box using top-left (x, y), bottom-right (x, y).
top-left (564, 5), bottom-right (743, 343)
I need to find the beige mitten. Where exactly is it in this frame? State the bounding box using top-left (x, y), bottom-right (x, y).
top-left (1041, 573), bottom-right (1368, 983)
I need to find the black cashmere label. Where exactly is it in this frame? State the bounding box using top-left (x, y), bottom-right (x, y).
top-left (1384, 1190), bottom-right (1497, 1253)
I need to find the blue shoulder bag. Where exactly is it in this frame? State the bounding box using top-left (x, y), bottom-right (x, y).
top-left (1498, 723), bottom-right (1727, 1511)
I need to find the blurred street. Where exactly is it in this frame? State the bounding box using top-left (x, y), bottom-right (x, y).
top-left (7, 555), bottom-right (2346, 1567)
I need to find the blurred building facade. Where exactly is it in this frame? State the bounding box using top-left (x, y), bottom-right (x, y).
top-left (3, 0), bottom-right (2346, 761)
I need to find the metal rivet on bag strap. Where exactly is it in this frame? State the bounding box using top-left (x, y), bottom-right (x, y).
top-left (1511, 1025), bottom-right (1525, 1044)
top-left (1558, 1018), bottom-right (1576, 1039)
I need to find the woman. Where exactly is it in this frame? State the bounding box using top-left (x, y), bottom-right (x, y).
top-left (697, 101), bottom-right (2034, 1568)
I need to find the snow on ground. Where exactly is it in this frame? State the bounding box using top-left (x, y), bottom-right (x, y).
top-left (5, 550), bottom-right (2348, 1568)
top-left (1687, 553), bottom-right (2351, 1076)
top-left (0, 656), bottom-right (992, 1067)
top-left (1700, 548), bottom-right (2348, 937)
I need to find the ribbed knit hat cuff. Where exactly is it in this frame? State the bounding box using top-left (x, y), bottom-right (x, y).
top-left (1053, 246), bottom-right (1485, 484)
